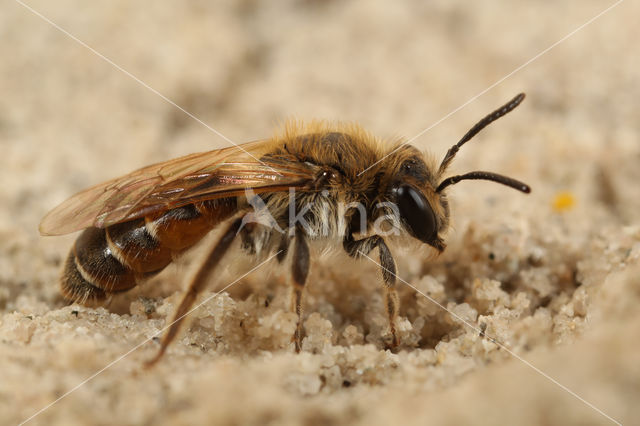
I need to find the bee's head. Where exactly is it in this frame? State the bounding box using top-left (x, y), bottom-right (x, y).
top-left (389, 93), bottom-right (530, 253)
top-left (387, 150), bottom-right (448, 253)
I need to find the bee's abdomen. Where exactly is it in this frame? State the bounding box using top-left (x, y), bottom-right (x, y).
top-left (61, 199), bottom-right (237, 304)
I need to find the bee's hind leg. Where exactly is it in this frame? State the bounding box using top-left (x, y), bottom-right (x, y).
top-left (145, 217), bottom-right (243, 367)
top-left (290, 228), bottom-right (309, 352)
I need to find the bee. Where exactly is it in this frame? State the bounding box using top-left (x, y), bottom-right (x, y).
top-left (40, 93), bottom-right (530, 365)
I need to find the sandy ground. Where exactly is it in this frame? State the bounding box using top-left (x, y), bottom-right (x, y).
top-left (1, 1), bottom-right (639, 425)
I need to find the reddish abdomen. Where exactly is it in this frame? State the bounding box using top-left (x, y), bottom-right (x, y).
top-left (61, 199), bottom-right (237, 304)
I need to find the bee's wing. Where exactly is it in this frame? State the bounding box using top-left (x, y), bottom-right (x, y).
top-left (40, 141), bottom-right (318, 235)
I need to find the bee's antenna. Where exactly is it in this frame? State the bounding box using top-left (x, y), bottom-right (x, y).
top-left (437, 93), bottom-right (525, 176)
top-left (436, 171), bottom-right (530, 193)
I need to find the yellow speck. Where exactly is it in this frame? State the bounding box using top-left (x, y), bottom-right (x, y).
top-left (552, 191), bottom-right (576, 212)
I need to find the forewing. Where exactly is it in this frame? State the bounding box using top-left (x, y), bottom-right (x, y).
top-left (40, 141), bottom-right (318, 235)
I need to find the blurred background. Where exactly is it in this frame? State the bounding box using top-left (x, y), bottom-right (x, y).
top-left (2, 0), bottom-right (637, 237)
top-left (1, 1), bottom-right (638, 424)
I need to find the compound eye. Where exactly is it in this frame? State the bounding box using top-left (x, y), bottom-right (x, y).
top-left (396, 185), bottom-right (437, 243)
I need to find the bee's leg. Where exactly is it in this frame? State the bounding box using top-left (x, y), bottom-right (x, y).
top-left (291, 228), bottom-right (310, 352)
top-left (276, 233), bottom-right (291, 263)
top-left (343, 234), bottom-right (399, 348)
top-left (239, 223), bottom-right (257, 254)
top-left (145, 217), bottom-right (243, 367)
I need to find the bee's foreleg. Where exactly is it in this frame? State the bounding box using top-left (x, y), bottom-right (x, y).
top-left (290, 227), bottom-right (309, 352)
top-left (343, 234), bottom-right (399, 349)
top-left (145, 217), bottom-right (243, 367)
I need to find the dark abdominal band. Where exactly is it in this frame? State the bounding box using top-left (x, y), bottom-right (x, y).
top-left (61, 198), bottom-right (237, 304)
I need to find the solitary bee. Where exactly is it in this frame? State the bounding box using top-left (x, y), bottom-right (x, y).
top-left (40, 94), bottom-right (530, 365)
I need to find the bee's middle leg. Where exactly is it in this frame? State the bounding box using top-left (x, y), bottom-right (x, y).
top-left (291, 228), bottom-right (309, 352)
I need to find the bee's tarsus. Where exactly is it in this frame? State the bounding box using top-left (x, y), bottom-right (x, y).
top-left (143, 348), bottom-right (165, 370)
